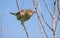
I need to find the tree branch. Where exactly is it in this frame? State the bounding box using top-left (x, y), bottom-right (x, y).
top-left (55, 0), bottom-right (60, 30)
top-left (52, 0), bottom-right (56, 38)
top-left (58, 0), bottom-right (60, 21)
top-left (21, 22), bottom-right (29, 38)
top-left (32, 0), bottom-right (48, 38)
top-left (41, 13), bottom-right (53, 31)
top-left (37, 0), bottom-right (44, 38)
top-left (43, 0), bottom-right (53, 19)
top-left (16, 0), bottom-right (21, 15)
top-left (37, 2), bottom-right (53, 31)
top-left (36, 12), bottom-right (48, 38)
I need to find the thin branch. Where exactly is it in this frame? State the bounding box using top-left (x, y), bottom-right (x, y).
top-left (43, 0), bottom-right (53, 19)
top-left (16, 0), bottom-right (21, 15)
top-left (37, 2), bottom-right (53, 31)
top-left (53, 0), bottom-right (56, 17)
top-left (52, 0), bottom-right (56, 38)
top-left (37, 0), bottom-right (44, 38)
top-left (55, 13), bottom-right (59, 31)
top-left (21, 22), bottom-right (29, 38)
top-left (58, 0), bottom-right (60, 21)
top-left (20, 0), bottom-right (24, 9)
top-left (36, 11), bottom-right (48, 38)
top-left (32, 0), bottom-right (37, 9)
top-left (53, 0), bottom-right (56, 31)
top-left (57, 0), bottom-right (59, 10)
top-left (36, 0), bottom-right (40, 8)
top-left (39, 26), bottom-right (44, 38)
top-left (55, 0), bottom-right (59, 30)
top-left (41, 13), bottom-right (53, 31)
top-left (32, 0), bottom-right (48, 38)
top-left (0, 16), bottom-right (2, 38)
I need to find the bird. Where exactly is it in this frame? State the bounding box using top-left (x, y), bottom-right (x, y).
top-left (10, 9), bottom-right (35, 24)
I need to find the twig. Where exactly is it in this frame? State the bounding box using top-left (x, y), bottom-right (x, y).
top-left (41, 13), bottom-right (53, 31)
top-left (55, 0), bottom-right (59, 30)
top-left (32, 0), bottom-right (48, 38)
top-left (52, 0), bottom-right (56, 38)
top-left (36, 0), bottom-right (40, 8)
top-left (0, 17), bottom-right (2, 38)
top-left (39, 25), bottom-right (44, 38)
top-left (36, 11), bottom-right (48, 38)
top-left (37, 0), bottom-right (44, 38)
top-left (36, 10), bottom-right (48, 38)
top-left (16, 0), bottom-right (21, 15)
top-left (21, 22), bottom-right (29, 38)
top-left (58, 0), bottom-right (60, 21)
top-left (21, 0), bottom-right (24, 9)
top-left (43, 0), bottom-right (53, 19)
top-left (37, 2), bottom-right (53, 31)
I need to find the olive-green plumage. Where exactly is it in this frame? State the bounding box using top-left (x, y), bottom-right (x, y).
top-left (10, 9), bottom-right (35, 23)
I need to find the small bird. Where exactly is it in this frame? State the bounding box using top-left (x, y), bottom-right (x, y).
top-left (10, 9), bottom-right (35, 24)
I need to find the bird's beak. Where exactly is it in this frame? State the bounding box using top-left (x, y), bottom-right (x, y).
top-left (10, 13), bottom-right (16, 16)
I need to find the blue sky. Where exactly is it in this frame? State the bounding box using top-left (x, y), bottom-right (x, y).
top-left (0, 0), bottom-right (60, 38)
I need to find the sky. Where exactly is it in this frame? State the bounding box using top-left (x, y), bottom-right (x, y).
top-left (0, 0), bottom-right (60, 38)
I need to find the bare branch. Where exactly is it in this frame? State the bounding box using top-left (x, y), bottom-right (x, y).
top-left (21, 0), bottom-right (24, 9)
top-left (53, 0), bottom-right (56, 16)
top-left (32, 0), bottom-right (48, 38)
top-left (36, 12), bottom-right (48, 38)
top-left (37, 0), bottom-right (44, 38)
top-left (37, 2), bottom-right (53, 31)
top-left (43, 0), bottom-right (53, 19)
top-left (41, 13), bottom-right (53, 31)
top-left (53, 0), bottom-right (56, 30)
top-left (32, 0), bottom-right (37, 9)
top-left (0, 16), bottom-right (2, 38)
top-left (55, 0), bottom-right (60, 30)
top-left (39, 26), bottom-right (44, 38)
top-left (21, 22), bottom-right (29, 38)
top-left (36, 0), bottom-right (40, 8)
top-left (58, 0), bottom-right (60, 21)
top-left (52, 0), bottom-right (56, 38)
top-left (16, 0), bottom-right (21, 15)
